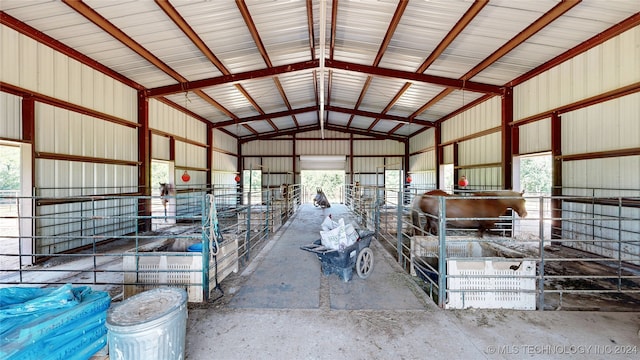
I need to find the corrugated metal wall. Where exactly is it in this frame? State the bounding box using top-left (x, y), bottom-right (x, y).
top-left (2, 26), bottom-right (141, 255)
top-left (241, 130), bottom-right (405, 187)
top-left (514, 26), bottom-right (640, 121)
top-left (0, 92), bottom-right (21, 140)
top-left (512, 26), bottom-right (640, 260)
top-left (519, 118), bottom-right (551, 155)
top-left (1, 25), bottom-right (137, 122)
top-left (212, 129), bottom-right (239, 185)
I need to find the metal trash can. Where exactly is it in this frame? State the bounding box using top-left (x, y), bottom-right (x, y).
top-left (106, 287), bottom-right (188, 360)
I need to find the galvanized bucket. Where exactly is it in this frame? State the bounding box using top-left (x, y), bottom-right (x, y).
top-left (106, 287), bottom-right (188, 360)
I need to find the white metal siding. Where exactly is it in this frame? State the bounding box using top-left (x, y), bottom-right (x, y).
top-left (149, 99), bottom-right (207, 144)
top-left (152, 134), bottom-right (171, 161)
top-left (519, 118), bottom-right (551, 155)
top-left (262, 157), bottom-right (294, 173)
top-left (353, 157), bottom-right (383, 174)
top-left (213, 129), bottom-right (238, 155)
top-left (1, 25), bottom-right (137, 122)
top-left (0, 92), bottom-right (21, 140)
top-left (458, 132), bottom-right (502, 167)
top-left (35, 159), bottom-right (137, 195)
top-left (243, 139), bottom-right (292, 156)
top-left (461, 167), bottom-right (502, 189)
top-left (212, 152), bottom-right (237, 173)
top-left (409, 128), bottom-right (435, 154)
top-left (409, 150), bottom-right (436, 173)
top-left (514, 26), bottom-right (640, 121)
top-left (35, 103), bottom-right (137, 161)
top-left (295, 139), bottom-right (349, 155)
top-left (174, 141), bottom-right (207, 169)
top-left (175, 169), bottom-right (206, 187)
top-left (353, 140), bottom-right (403, 156)
top-left (562, 93), bottom-right (640, 156)
top-left (442, 144), bottom-right (453, 164)
top-left (562, 156), bottom-right (640, 192)
top-left (441, 97), bottom-right (501, 143)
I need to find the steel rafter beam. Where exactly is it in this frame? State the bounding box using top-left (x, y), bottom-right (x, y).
top-left (328, 59), bottom-right (503, 95)
top-left (410, 0), bottom-right (579, 119)
top-left (146, 60), bottom-right (319, 97)
top-left (325, 124), bottom-right (404, 142)
top-left (239, 124), bottom-right (320, 143)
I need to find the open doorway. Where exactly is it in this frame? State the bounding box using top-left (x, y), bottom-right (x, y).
top-left (441, 163), bottom-right (454, 192)
top-left (243, 169), bottom-right (262, 204)
top-left (515, 153), bottom-right (552, 237)
top-left (301, 170), bottom-right (345, 205)
top-left (152, 160), bottom-right (175, 226)
top-left (384, 169), bottom-right (403, 205)
top-left (0, 143), bottom-right (21, 273)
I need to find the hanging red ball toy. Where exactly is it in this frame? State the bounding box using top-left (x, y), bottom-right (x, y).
top-left (458, 175), bottom-right (468, 188)
top-left (181, 170), bottom-right (191, 182)
top-left (234, 175), bottom-right (241, 182)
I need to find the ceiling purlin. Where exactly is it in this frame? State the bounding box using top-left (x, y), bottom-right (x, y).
top-left (417, 0), bottom-right (488, 74)
top-left (347, 0), bottom-right (408, 132)
top-left (62, 0), bottom-right (185, 82)
top-left (146, 60), bottom-right (319, 97)
top-left (213, 106), bottom-right (318, 129)
top-left (236, 0), bottom-right (282, 132)
top-left (369, 0), bottom-right (410, 134)
top-left (326, 124), bottom-right (404, 142)
top-left (63, 0), bottom-right (241, 127)
top-left (345, 77), bottom-right (372, 128)
top-left (154, 0), bottom-right (247, 130)
top-left (462, 0), bottom-right (581, 82)
top-left (412, 0), bottom-right (580, 120)
top-left (306, 0), bottom-right (315, 60)
top-left (373, 82), bottom-right (411, 133)
top-left (328, 105), bottom-right (428, 124)
top-left (328, 60), bottom-right (501, 94)
top-left (240, 124), bottom-right (320, 143)
top-left (274, 78), bottom-right (299, 128)
top-left (70, 0), bottom-right (245, 134)
top-left (155, 0), bottom-right (229, 75)
top-left (388, 123), bottom-right (404, 135)
top-left (330, 0), bottom-right (338, 60)
top-left (324, 0), bottom-right (338, 126)
top-left (408, 0), bottom-right (484, 120)
top-left (193, 89), bottom-right (237, 120)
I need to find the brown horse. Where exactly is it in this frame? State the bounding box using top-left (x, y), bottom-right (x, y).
top-left (410, 190), bottom-right (527, 237)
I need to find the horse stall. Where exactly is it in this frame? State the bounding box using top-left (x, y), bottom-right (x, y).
top-left (0, 185), bottom-right (301, 303)
top-left (369, 187), bottom-right (640, 311)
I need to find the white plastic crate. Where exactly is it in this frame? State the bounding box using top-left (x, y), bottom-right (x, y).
top-left (124, 237), bottom-right (239, 302)
top-left (410, 236), bottom-right (483, 276)
top-left (446, 259), bottom-right (536, 310)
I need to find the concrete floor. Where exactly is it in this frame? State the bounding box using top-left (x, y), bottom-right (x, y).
top-left (184, 204), bottom-right (640, 360)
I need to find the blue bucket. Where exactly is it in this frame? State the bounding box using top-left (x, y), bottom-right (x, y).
top-left (187, 243), bottom-right (203, 252)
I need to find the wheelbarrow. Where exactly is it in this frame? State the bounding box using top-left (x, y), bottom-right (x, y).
top-left (300, 230), bottom-right (375, 282)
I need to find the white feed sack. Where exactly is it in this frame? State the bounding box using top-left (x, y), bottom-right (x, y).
top-left (319, 216), bottom-right (359, 251)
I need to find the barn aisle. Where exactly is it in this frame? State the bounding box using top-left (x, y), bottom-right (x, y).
top-left (184, 204), bottom-right (640, 360)
top-left (228, 203), bottom-right (427, 310)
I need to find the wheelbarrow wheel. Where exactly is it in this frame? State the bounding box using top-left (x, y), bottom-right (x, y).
top-left (356, 247), bottom-right (374, 279)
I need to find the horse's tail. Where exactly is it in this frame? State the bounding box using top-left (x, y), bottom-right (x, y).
top-left (410, 196), bottom-right (423, 236)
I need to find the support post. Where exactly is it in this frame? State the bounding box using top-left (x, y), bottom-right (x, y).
top-left (437, 196), bottom-right (447, 308)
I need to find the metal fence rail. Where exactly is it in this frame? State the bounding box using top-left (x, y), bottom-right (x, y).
top-left (0, 185), bottom-right (301, 303)
top-left (344, 185), bottom-right (640, 311)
